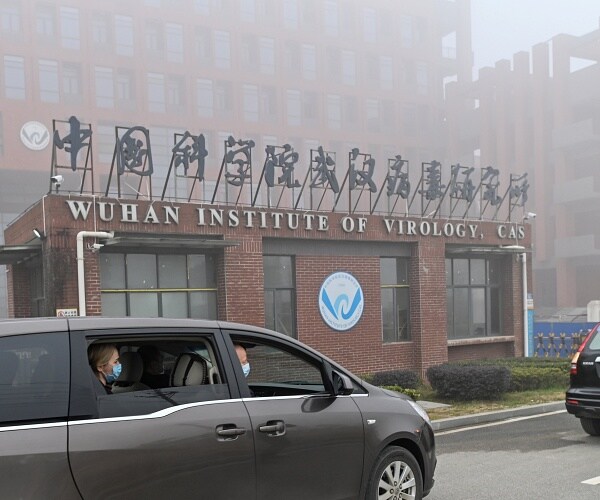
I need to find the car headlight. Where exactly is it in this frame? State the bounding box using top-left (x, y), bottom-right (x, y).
top-left (407, 400), bottom-right (431, 425)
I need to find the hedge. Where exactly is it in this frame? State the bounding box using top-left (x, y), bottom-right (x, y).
top-left (426, 364), bottom-right (511, 400)
top-left (370, 370), bottom-right (420, 389)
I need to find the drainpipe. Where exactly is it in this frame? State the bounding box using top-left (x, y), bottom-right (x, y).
top-left (77, 231), bottom-right (114, 317)
top-left (521, 252), bottom-right (529, 357)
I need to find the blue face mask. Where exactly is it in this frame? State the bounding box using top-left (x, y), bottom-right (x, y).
top-left (242, 363), bottom-right (250, 378)
top-left (105, 363), bottom-right (122, 384)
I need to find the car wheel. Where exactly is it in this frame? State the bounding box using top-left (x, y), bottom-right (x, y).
top-left (580, 417), bottom-right (600, 436)
top-left (367, 446), bottom-right (423, 500)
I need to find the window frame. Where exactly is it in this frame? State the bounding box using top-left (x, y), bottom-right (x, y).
top-left (446, 256), bottom-right (503, 340)
top-left (380, 257), bottom-right (410, 343)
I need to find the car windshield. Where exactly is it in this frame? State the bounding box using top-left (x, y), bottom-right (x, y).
top-left (587, 329), bottom-right (600, 350)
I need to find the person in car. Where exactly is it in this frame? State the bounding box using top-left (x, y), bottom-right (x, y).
top-left (138, 345), bottom-right (170, 388)
top-left (234, 343), bottom-right (250, 377)
top-left (88, 344), bottom-right (121, 394)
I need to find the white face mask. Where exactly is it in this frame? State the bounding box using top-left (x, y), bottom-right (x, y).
top-left (242, 363), bottom-right (250, 377)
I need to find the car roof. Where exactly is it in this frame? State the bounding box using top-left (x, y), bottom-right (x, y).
top-left (0, 317), bottom-right (301, 347)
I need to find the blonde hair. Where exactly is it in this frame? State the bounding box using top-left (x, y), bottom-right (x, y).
top-left (88, 344), bottom-right (118, 374)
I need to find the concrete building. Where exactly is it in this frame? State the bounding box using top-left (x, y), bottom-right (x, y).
top-left (0, 0), bottom-right (473, 317)
top-left (0, 0), bottom-right (540, 375)
top-left (446, 22), bottom-right (600, 310)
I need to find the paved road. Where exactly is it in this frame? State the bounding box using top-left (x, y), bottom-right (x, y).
top-left (426, 410), bottom-right (600, 499)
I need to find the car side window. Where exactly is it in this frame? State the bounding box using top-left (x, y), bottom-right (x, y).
top-left (88, 337), bottom-right (231, 419)
top-left (0, 332), bottom-right (69, 426)
top-left (235, 338), bottom-right (327, 397)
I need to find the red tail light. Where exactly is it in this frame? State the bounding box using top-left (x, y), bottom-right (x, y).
top-left (571, 327), bottom-right (597, 375)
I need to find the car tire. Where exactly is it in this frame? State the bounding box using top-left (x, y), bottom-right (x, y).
top-left (367, 446), bottom-right (423, 500)
top-left (580, 417), bottom-right (600, 436)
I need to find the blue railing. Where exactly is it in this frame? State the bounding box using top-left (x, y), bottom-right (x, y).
top-left (531, 322), bottom-right (596, 358)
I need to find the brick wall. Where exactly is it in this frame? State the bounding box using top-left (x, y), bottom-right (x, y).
top-left (4, 195), bottom-right (532, 374)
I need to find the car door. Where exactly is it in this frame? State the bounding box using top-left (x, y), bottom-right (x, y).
top-left (226, 331), bottom-right (365, 500)
top-left (67, 327), bottom-right (256, 500)
top-left (0, 322), bottom-right (81, 499)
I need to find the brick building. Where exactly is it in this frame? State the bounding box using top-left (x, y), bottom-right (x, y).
top-left (3, 193), bottom-right (532, 376)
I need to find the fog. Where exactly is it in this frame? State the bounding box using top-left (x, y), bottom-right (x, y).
top-left (1, 0), bottom-right (600, 312)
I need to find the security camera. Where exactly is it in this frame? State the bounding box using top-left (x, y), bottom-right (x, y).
top-left (523, 212), bottom-right (537, 220)
top-left (50, 175), bottom-right (64, 186)
top-left (90, 243), bottom-right (104, 251)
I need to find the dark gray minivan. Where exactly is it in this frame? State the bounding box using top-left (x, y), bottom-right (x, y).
top-left (0, 317), bottom-right (435, 499)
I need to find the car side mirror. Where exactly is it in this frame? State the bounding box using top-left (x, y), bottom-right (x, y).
top-left (333, 370), bottom-right (354, 396)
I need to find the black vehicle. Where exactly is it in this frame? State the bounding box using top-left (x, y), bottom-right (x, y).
top-left (0, 317), bottom-right (435, 499)
top-left (566, 323), bottom-right (600, 436)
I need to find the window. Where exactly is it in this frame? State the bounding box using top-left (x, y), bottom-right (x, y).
top-left (115, 15), bottom-right (134, 56)
top-left (366, 98), bottom-right (380, 132)
top-left (60, 6), bottom-right (80, 49)
top-left (95, 66), bottom-right (114, 108)
top-left (38, 60), bottom-right (59, 103)
top-left (264, 256), bottom-right (296, 338)
top-left (380, 56), bottom-right (393, 90)
top-left (363, 8), bottom-right (377, 42)
top-left (166, 75), bottom-right (185, 111)
top-left (260, 86), bottom-right (277, 118)
top-left (86, 337), bottom-right (229, 419)
top-left (92, 12), bottom-right (111, 47)
top-left (286, 90), bottom-right (301, 126)
top-left (234, 338), bottom-right (324, 397)
top-left (36, 5), bottom-right (55, 38)
top-left (416, 62), bottom-right (429, 95)
top-left (446, 257), bottom-right (503, 339)
top-left (100, 253), bottom-right (218, 319)
top-left (1, 3), bottom-right (20, 34)
top-left (301, 44), bottom-right (316, 80)
top-left (259, 37), bottom-right (275, 74)
top-left (146, 20), bottom-right (163, 52)
top-left (341, 50), bottom-right (356, 86)
top-left (243, 84), bottom-right (259, 122)
top-left (240, 35), bottom-right (258, 70)
top-left (197, 78), bottom-right (214, 117)
top-left (240, 0), bottom-right (256, 22)
top-left (147, 72), bottom-right (165, 112)
top-left (284, 41), bottom-right (301, 77)
top-left (166, 23), bottom-right (183, 63)
top-left (327, 94), bottom-right (341, 130)
top-left (324, 1), bottom-right (338, 36)
top-left (214, 80), bottom-right (232, 117)
top-left (214, 30), bottom-right (231, 69)
top-left (195, 27), bottom-right (211, 63)
top-left (381, 258), bottom-right (410, 343)
top-left (0, 332), bottom-right (69, 425)
top-left (116, 69), bottom-right (134, 103)
top-left (63, 63), bottom-right (81, 103)
top-left (283, 0), bottom-right (298, 29)
top-left (4, 55), bottom-right (25, 100)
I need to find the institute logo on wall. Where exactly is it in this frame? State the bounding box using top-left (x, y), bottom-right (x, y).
top-left (318, 272), bottom-right (364, 331)
top-left (20, 121), bottom-right (50, 151)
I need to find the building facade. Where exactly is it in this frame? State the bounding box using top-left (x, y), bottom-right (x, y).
top-left (0, 0), bottom-right (472, 317)
top-left (446, 23), bottom-right (600, 310)
top-left (4, 193), bottom-right (531, 376)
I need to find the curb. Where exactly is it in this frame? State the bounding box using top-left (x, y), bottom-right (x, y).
top-left (431, 401), bottom-right (566, 432)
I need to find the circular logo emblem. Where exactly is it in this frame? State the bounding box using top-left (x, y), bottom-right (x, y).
top-left (318, 272), bottom-right (364, 331)
top-left (20, 121), bottom-right (50, 151)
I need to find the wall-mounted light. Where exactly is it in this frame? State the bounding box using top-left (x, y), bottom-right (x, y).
top-left (33, 228), bottom-right (46, 240)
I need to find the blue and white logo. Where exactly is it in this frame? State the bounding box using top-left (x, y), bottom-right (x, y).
top-left (319, 272), bottom-right (364, 331)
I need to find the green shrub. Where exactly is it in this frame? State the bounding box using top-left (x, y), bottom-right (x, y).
top-left (427, 364), bottom-right (511, 401)
top-left (371, 370), bottom-right (420, 389)
top-left (381, 385), bottom-right (421, 401)
top-left (508, 366), bottom-right (569, 391)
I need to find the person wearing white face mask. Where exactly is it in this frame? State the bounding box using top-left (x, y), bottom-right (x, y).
top-left (88, 343), bottom-right (121, 394)
top-left (234, 344), bottom-right (250, 378)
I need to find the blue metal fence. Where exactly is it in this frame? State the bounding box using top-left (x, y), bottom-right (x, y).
top-left (531, 322), bottom-right (596, 358)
